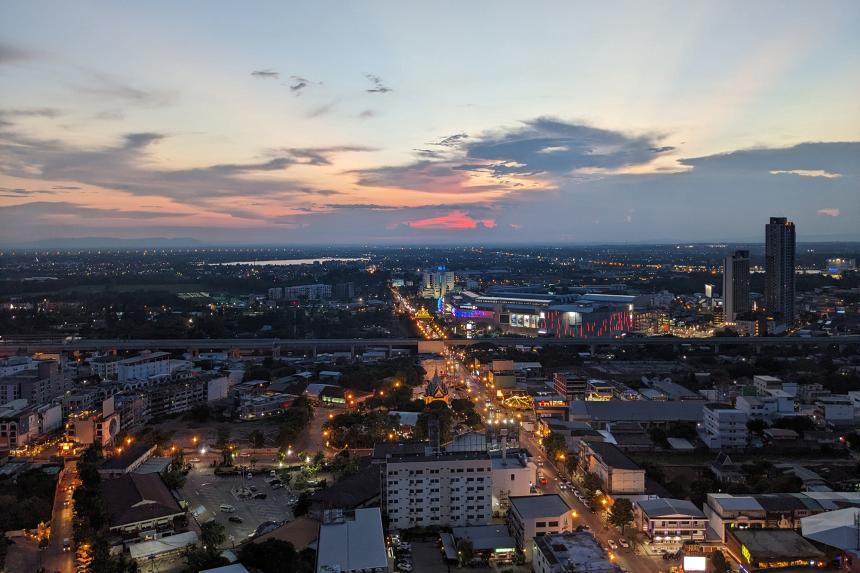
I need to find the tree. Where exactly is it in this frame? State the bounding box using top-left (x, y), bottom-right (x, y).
top-left (239, 539), bottom-right (300, 573)
top-left (747, 418), bottom-right (768, 435)
top-left (248, 429), bottom-right (266, 448)
top-left (293, 492), bottom-right (312, 517)
top-left (581, 472), bottom-right (603, 499)
top-left (456, 538), bottom-right (475, 566)
top-left (543, 432), bottom-right (567, 462)
top-left (200, 521), bottom-right (226, 550)
top-left (608, 498), bottom-right (634, 532)
top-left (711, 550), bottom-right (732, 573)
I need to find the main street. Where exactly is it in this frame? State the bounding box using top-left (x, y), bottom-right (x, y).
top-left (444, 349), bottom-right (666, 573)
top-left (42, 462), bottom-right (77, 573)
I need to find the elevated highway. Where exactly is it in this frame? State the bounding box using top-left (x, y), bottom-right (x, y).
top-left (1, 334), bottom-right (857, 357)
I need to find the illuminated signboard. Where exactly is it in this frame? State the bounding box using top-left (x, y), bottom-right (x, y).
top-left (741, 545), bottom-right (752, 564)
top-left (683, 556), bottom-right (707, 572)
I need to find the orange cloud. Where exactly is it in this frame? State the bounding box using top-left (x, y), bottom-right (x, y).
top-left (407, 210), bottom-right (495, 230)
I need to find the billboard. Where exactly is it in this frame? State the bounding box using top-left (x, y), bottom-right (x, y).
top-left (683, 556), bottom-right (707, 572)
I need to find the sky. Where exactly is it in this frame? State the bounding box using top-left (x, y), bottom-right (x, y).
top-left (1, 1), bottom-right (858, 245)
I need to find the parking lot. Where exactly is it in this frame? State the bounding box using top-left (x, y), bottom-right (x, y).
top-left (181, 463), bottom-right (296, 545)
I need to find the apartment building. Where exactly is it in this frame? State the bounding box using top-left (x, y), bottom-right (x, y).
top-left (383, 451), bottom-right (492, 529)
top-left (698, 403), bottom-right (748, 449)
top-left (490, 452), bottom-right (536, 516)
top-left (552, 372), bottom-right (587, 401)
top-left (117, 352), bottom-right (171, 383)
top-left (0, 361), bottom-right (69, 406)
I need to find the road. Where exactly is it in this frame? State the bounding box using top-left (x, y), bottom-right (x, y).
top-left (2, 334), bottom-right (856, 356)
top-left (42, 462), bottom-right (76, 573)
top-left (445, 349), bottom-right (665, 573)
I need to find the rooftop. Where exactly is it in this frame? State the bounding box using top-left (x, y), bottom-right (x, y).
top-left (637, 498), bottom-right (705, 519)
top-left (729, 529), bottom-right (824, 561)
top-left (102, 473), bottom-right (183, 527)
top-left (451, 525), bottom-right (516, 551)
top-left (533, 532), bottom-right (616, 572)
top-left (510, 494), bottom-right (571, 519)
top-left (569, 400), bottom-right (704, 423)
top-left (586, 442), bottom-right (642, 471)
top-left (316, 508), bottom-right (387, 573)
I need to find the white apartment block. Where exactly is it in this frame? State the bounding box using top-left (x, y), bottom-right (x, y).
top-left (384, 452), bottom-right (492, 529)
top-left (814, 396), bottom-right (855, 427)
top-left (735, 394), bottom-right (795, 420)
top-left (491, 453), bottom-right (537, 515)
top-left (117, 352), bottom-right (171, 383)
top-left (699, 403), bottom-right (748, 450)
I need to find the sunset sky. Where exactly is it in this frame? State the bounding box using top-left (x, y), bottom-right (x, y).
top-left (1, 1), bottom-right (858, 245)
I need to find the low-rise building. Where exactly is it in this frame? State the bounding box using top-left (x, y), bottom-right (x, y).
top-left (635, 498), bottom-right (707, 544)
top-left (704, 492), bottom-right (860, 542)
top-left (532, 532), bottom-right (617, 573)
top-left (98, 442), bottom-right (157, 478)
top-left (578, 441), bottom-right (645, 494)
top-left (315, 508), bottom-right (387, 573)
top-left (103, 473), bottom-right (185, 542)
top-left (698, 403), bottom-right (748, 449)
top-left (814, 395), bottom-right (855, 427)
top-left (725, 529), bottom-right (825, 572)
top-left (507, 494), bottom-right (572, 561)
top-left (568, 400), bottom-right (704, 430)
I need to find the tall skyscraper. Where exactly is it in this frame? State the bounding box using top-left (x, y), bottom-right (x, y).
top-left (765, 217), bottom-right (796, 323)
top-left (722, 250), bottom-right (750, 321)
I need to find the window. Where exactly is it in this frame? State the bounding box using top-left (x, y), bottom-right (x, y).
top-left (548, 521), bottom-right (559, 527)
top-left (536, 521), bottom-right (546, 528)
top-left (511, 473), bottom-right (516, 481)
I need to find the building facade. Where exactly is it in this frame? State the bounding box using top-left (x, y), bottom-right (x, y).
top-left (723, 249), bottom-right (751, 322)
top-left (699, 403), bottom-right (748, 449)
top-left (383, 452), bottom-right (492, 529)
top-left (765, 217), bottom-right (796, 323)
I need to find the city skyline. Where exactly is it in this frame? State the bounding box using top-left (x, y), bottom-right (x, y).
top-left (1, 1), bottom-right (859, 245)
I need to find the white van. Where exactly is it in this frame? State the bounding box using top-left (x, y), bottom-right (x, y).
top-left (219, 504), bottom-right (236, 513)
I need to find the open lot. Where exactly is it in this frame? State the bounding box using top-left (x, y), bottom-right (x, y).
top-left (181, 463), bottom-right (295, 546)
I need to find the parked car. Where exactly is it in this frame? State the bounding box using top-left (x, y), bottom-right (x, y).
top-left (219, 504), bottom-right (236, 513)
top-left (608, 540), bottom-right (618, 550)
top-left (228, 516), bottom-right (243, 523)
top-left (618, 539), bottom-right (630, 549)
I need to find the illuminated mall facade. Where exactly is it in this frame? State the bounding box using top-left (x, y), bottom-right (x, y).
top-left (444, 287), bottom-right (645, 338)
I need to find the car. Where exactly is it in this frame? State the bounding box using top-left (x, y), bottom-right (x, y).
top-left (397, 542), bottom-right (411, 551)
top-left (245, 473), bottom-right (253, 479)
top-left (618, 539), bottom-right (630, 549)
top-left (253, 492), bottom-right (268, 500)
top-left (228, 516), bottom-right (244, 523)
top-left (272, 483), bottom-right (284, 489)
top-left (220, 504), bottom-right (236, 513)
top-left (608, 540), bottom-right (618, 550)
top-left (62, 538), bottom-right (71, 551)
top-left (396, 562), bottom-right (413, 572)
top-left (270, 470), bottom-right (277, 477)
top-left (250, 486), bottom-right (258, 492)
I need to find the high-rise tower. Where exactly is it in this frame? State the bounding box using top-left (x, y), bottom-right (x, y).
top-left (765, 217), bottom-right (796, 323)
top-left (722, 250), bottom-right (750, 321)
